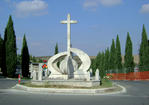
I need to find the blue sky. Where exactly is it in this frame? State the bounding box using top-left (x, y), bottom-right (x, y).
top-left (0, 0), bottom-right (149, 56)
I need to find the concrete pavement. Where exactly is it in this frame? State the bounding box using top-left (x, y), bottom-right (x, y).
top-left (0, 78), bottom-right (149, 105)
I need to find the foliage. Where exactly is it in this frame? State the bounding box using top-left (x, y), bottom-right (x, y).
top-left (91, 51), bottom-right (106, 79)
top-left (109, 39), bottom-right (116, 71)
top-left (0, 35), bottom-right (3, 69)
top-left (90, 58), bottom-right (97, 75)
top-left (21, 35), bottom-right (30, 77)
top-left (31, 56), bottom-right (37, 63)
top-left (139, 24), bottom-right (149, 71)
top-left (124, 32), bottom-right (134, 73)
top-left (4, 15), bottom-right (17, 77)
top-left (104, 48), bottom-right (110, 73)
top-left (115, 35), bottom-right (122, 72)
top-left (54, 43), bottom-right (59, 55)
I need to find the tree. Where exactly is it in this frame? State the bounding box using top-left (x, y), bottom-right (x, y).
top-left (95, 51), bottom-right (106, 79)
top-left (100, 52), bottom-right (105, 79)
top-left (54, 43), bottom-right (59, 55)
top-left (139, 24), bottom-right (149, 71)
top-left (124, 32), bottom-right (134, 73)
top-left (4, 15), bottom-right (17, 77)
top-left (32, 56), bottom-right (37, 63)
top-left (21, 34), bottom-right (30, 77)
top-left (1, 29), bottom-right (7, 76)
top-left (0, 35), bottom-right (3, 70)
top-left (90, 58), bottom-right (97, 75)
top-left (115, 35), bottom-right (122, 72)
top-left (104, 48), bottom-right (110, 73)
top-left (109, 39), bottom-right (116, 72)
top-left (96, 51), bottom-right (103, 71)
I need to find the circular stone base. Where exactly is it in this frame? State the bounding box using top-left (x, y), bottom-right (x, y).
top-left (13, 83), bottom-right (125, 95)
top-left (31, 80), bottom-right (101, 88)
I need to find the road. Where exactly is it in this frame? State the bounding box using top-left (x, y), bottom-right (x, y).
top-left (0, 78), bottom-right (149, 105)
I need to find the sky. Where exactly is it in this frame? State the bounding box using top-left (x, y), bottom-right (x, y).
top-left (0, 0), bottom-right (149, 56)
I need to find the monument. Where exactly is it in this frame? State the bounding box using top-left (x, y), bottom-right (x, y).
top-left (31, 14), bottom-right (100, 88)
top-left (48, 14), bottom-right (91, 80)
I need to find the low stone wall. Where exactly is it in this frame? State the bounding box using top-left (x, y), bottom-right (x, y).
top-left (31, 80), bottom-right (100, 88)
top-left (14, 83), bottom-right (126, 95)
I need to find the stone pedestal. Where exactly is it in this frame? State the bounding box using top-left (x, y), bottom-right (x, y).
top-left (33, 71), bottom-right (37, 80)
top-left (87, 71), bottom-right (90, 81)
top-left (44, 70), bottom-right (48, 77)
top-left (95, 69), bottom-right (100, 81)
top-left (74, 70), bottom-right (89, 80)
top-left (38, 63), bottom-right (43, 81)
top-left (30, 64), bottom-right (33, 78)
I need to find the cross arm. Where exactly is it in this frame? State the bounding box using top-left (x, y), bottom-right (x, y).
top-left (70, 20), bottom-right (77, 24)
top-left (61, 20), bottom-right (67, 24)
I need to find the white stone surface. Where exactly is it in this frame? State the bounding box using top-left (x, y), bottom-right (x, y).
top-left (15, 83), bottom-right (126, 95)
top-left (30, 63), bottom-right (33, 78)
top-left (87, 71), bottom-right (90, 81)
top-left (61, 14), bottom-right (77, 56)
top-left (95, 69), bottom-right (100, 81)
top-left (59, 56), bottom-right (78, 74)
top-left (33, 71), bottom-right (37, 80)
top-left (44, 69), bottom-right (48, 77)
top-left (38, 63), bottom-right (43, 81)
top-left (70, 48), bottom-right (91, 72)
top-left (74, 70), bottom-right (88, 80)
top-left (48, 52), bottom-right (67, 79)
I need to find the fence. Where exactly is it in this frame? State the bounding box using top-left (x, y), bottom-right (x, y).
top-left (106, 71), bottom-right (149, 80)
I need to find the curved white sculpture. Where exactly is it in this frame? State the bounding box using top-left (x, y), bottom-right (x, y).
top-left (59, 56), bottom-right (78, 74)
top-left (48, 48), bottom-right (91, 79)
top-left (48, 51), bottom-right (67, 77)
top-left (48, 14), bottom-right (91, 79)
top-left (70, 48), bottom-right (91, 72)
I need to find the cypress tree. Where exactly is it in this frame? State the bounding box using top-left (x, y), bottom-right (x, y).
top-left (90, 58), bottom-right (97, 75)
top-left (109, 39), bottom-right (116, 72)
top-left (0, 35), bottom-right (3, 70)
top-left (96, 51), bottom-right (102, 69)
top-left (1, 29), bottom-right (7, 76)
top-left (104, 48), bottom-right (110, 73)
top-left (139, 24), bottom-right (149, 71)
top-left (100, 52), bottom-right (105, 78)
top-left (4, 15), bottom-right (17, 77)
top-left (95, 51), bottom-right (105, 79)
top-left (54, 43), bottom-right (58, 55)
top-left (21, 34), bottom-right (30, 77)
top-left (115, 35), bottom-right (122, 72)
top-left (100, 52), bottom-right (105, 71)
top-left (124, 32), bottom-right (134, 73)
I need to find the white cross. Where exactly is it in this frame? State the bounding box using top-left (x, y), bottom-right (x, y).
top-left (61, 14), bottom-right (77, 56)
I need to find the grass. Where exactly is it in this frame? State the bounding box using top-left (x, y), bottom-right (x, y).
top-left (100, 78), bottom-right (113, 88)
top-left (21, 79), bottom-right (113, 89)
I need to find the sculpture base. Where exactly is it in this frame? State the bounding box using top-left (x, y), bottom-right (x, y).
top-left (31, 79), bottom-right (101, 88)
top-left (49, 71), bottom-right (90, 80)
top-left (49, 74), bottom-right (69, 80)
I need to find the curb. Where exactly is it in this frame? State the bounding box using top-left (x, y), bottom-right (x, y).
top-left (12, 83), bottom-right (126, 95)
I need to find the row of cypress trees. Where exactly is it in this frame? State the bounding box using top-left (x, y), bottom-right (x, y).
top-left (91, 24), bottom-right (149, 78)
top-left (0, 15), bottom-right (30, 78)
